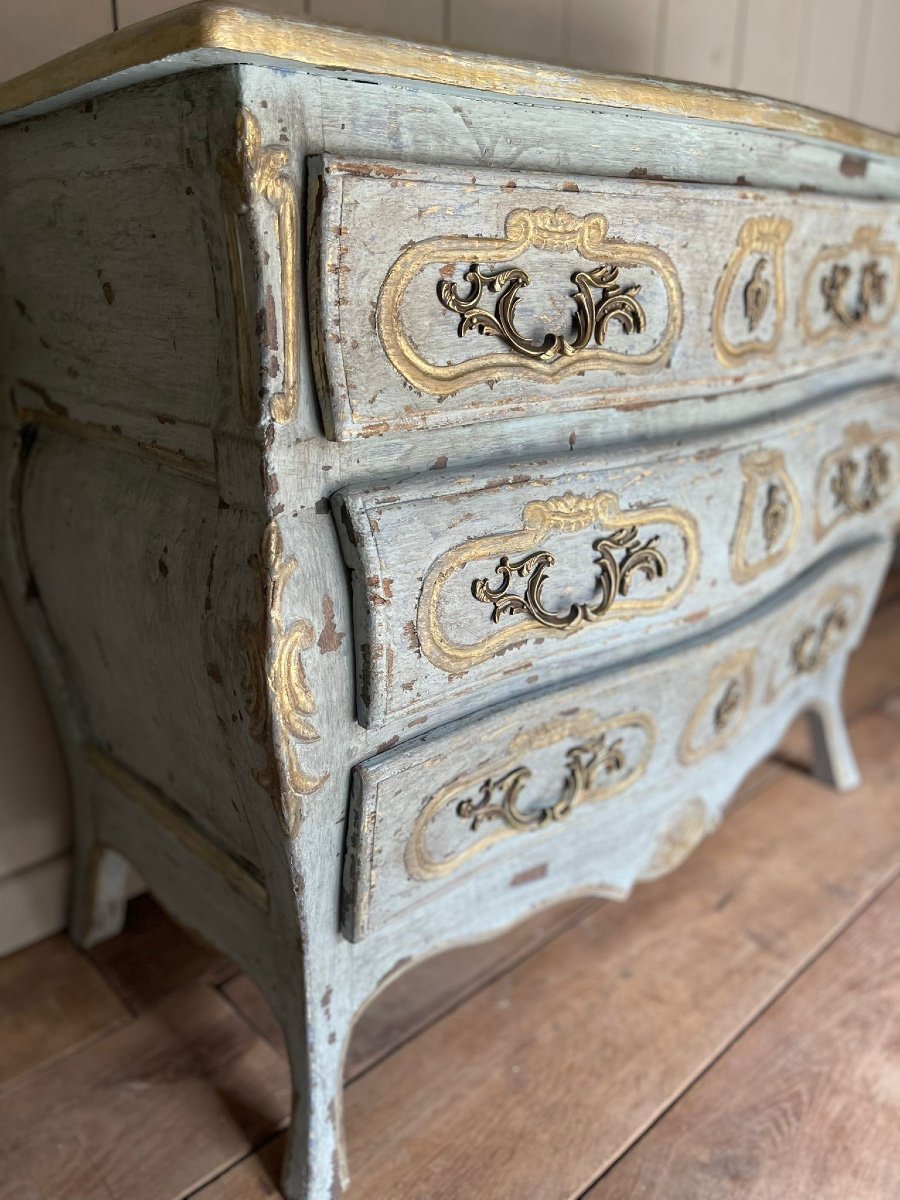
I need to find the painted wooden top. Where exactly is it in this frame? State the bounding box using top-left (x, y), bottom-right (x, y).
top-left (0, 1), bottom-right (899, 157)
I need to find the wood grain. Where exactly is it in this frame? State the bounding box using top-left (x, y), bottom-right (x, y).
top-left (586, 873), bottom-right (900, 1199)
top-left (0, 934), bottom-right (128, 1091)
top-left (0, 984), bottom-right (291, 1200)
top-left (196, 707), bottom-right (900, 1200)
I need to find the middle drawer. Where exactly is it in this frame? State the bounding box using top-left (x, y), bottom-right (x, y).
top-left (334, 381), bottom-right (900, 728)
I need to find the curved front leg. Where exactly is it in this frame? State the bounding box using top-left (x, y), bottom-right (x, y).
top-left (805, 696), bottom-right (860, 792)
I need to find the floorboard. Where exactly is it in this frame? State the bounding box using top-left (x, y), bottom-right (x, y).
top-left (585, 874), bottom-right (900, 1200)
top-left (195, 706), bottom-right (900, 1200)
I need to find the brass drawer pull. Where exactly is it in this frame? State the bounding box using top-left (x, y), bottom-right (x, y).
top-left (472, 526), bottom-right (667, 631)
top-left (438, 262), bottom-right (646, 363)
top-left (456, 735), bottom-right (625, 834)
top-left (831, 447), bottom-right (891, 515)
top-left (792, 605), bottom-right (849, 674)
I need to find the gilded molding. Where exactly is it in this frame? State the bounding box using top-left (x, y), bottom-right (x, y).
top-left (220, 108), bottom-right (299, 425)
top-left (814, 422), bottom-right (899, 538)
top-left (4, 7), bottom-right (900, 157)
top-left (679, 651), bottom-right (755, 765)
top-left (378, 207), bottom-right (682, 395)
top-left (800, 226), bottom-right (899, 346)
top-left (264, 523), bottom-right (329, 835)
top-left (406, 712), bottom-right (655, 881)
top-left (417, 490), bottom-right (700, 675)
top-left (730, 449), bottom-right (801, 584)
top-left (712, 216), bottom-right (791, 367)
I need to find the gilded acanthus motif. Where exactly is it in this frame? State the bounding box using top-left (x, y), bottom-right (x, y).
top-left (472, 527), bottom-right (667, 631)
top-left (418, 491), bottom-right (699, 674)
top-left (439, 262), bottom-right (646, 363)
top-left (405, 712), bottom-right (655, 880)
top-left (815, 423), bottom-right (899, 537)
top-left (379, 206), bottom-right (682, 395)
top-left (264, 523), bottom-right (329, 834)
top-left (457, 735), bottom-right (625, 834)
top-left (219, 109), bottom-right (300, 425)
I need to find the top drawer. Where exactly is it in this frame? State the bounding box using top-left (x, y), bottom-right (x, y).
top-left (309, 157), bottom-right (900, 440)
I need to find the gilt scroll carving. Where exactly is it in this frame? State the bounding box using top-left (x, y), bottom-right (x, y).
top-left (379, 207), bottom-right (682, 395)
top-left (712, 216), bottom-right (791, 366)
top-left (417, 491), bottom-right (699, 675)
top-left (406, 713), bottom-right (655, 881)
top-left (730, 450), bottom-right (801, 584)
top-left (801, 226), bottom-right (898, 345)
top-left (219, 109), bottom-right (299, 425)
top-left (679, 651), bottom-right (755, 764)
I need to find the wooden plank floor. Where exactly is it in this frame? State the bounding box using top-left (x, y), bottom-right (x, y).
top-left (1, 578), bottom-right (898, 1200)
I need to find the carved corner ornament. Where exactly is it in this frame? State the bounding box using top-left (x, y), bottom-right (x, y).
top-left (730, 449), bottom-right (802, 584)
top-left (405, 712), bottom-right (655, 881)
top-left (679, 651), bottom-right (755, 765)
top-left (801, 226), bottom-right (899, 345)
top-left (257, 523), bottom-right (328, 835)
top-left (712, 215), bottom-right (791, 367)
top-left (378, 207), bottom-right (683, 395)
top-left (219, 108), bottom-right (300, 425)
top-left (416, 491), bottom-right (700, 675)
top-left (814, 422), bottom-right (899, 538)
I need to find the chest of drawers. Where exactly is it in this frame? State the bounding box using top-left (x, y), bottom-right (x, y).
top-left (1, 7), bottom-right (899, 1198)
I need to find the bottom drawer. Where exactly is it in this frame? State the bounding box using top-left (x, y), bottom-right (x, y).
top-left (342, 539), bottom-right (890, 942)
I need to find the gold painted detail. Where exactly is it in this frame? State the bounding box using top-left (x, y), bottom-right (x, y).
top-left (265, 523), bottom-right (329, 834)
top-left (406, 712), bottom-right (655, 881)
top-left (438, 262), bottom-right (645, 362)
top-left (379, 208), bottom-right (682, 395)
top-left (792, 605), bottom-right (850, 675)
top-left (831, 446), bottom-right (891, 515)
top-left (730, 450), bottom-right (801, 584)
top-left (713, 216), bottom-right (791, 366)
top-left (417, 491), bottom-right (699, 675)
top-left (801, 226), bottom-right (899, 345)
top-left (472, 527), bottom-right (666, 631)
top-left (815, 423), bottom-right (899, 537)
top-left (679, 651), bottom-right (755, 765)
top-left (457, 735), bottom-right (624, 834)
top-left (219, 109), bottom-right (299, 425)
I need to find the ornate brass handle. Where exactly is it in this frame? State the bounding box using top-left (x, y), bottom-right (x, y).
top-left (821, 258), bottom-right (888, 327)
top-left (792, 605), bottom-right (849, 674)
top-left (472, 526), bottom-right (667, 631)
top-left (830, 447), bottom-right (891, 515)
top-left (438, 262), bottom-right (646, 363)
top-left (457, 735), bottom-right (624, 834)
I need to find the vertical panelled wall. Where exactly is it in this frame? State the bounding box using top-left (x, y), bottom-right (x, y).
top-left (2, 0), bottom-right (899, 129)
top-left (0, 0), bottom-right (897, 954)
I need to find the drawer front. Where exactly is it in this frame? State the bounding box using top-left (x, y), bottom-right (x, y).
top-left (335, 382), bottom-right (900, 728)
top-left (310, 157), bottom-right (900, 440)
top-left (341, 538), bottom-right (889, 941)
